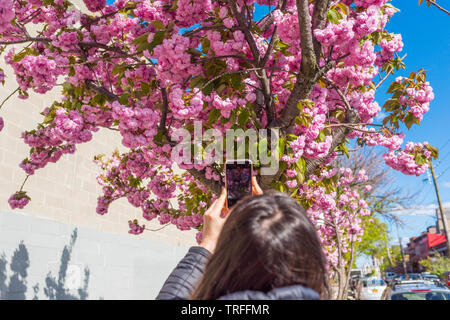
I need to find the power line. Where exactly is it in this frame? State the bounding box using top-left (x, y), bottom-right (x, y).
top-left (436, 149), bottom-right (450, 168)
top-left (439, 138), bottom-right (450, 151)
top-left (437, 164), bottom-right (450, 180)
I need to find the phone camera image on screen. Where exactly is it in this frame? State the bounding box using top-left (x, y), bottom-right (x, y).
top-left (226, 161), bottom-right (252, 209)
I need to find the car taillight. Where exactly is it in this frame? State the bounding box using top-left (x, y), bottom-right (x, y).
top-left (410, 289), bottom-right (430, 292)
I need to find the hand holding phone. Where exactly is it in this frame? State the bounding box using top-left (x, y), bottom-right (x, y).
top-left (251, 176), bottom-right (263, 195)
top-left (200, 187), bottom-right (228, 254)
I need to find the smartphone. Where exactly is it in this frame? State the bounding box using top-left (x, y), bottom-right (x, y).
top-left (225, 160), bottom-right (253, 209)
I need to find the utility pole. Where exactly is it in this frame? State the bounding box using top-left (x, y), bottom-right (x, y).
top-left (384, 235), bottom-right (393, 268)
top-left (429, 161), bottom-right (450, 256)
top-left (394, 217), bottom-right (407, 274)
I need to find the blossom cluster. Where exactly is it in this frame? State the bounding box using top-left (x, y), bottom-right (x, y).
top-left (168, 87), bottom-right (205, 120)
top-left (111, 101), bottom-right (159, 149)
top-left (383, 142), bottom-right (432, 176)
top-left (5, 53), bottom-right (62, 94)
top-left (375, 34), bottom-right (403, 67)
top-left (83, 0), bottom-right (106, 12)
top-left (396, 77), bottom-right (434, 122)
top-left (153, 34), bottom-right (202, 86)
top-left (175, 0), bottom-right (212, 27)
top-left (8, 192), bottom-right (30, 210)
top-left (128, 220), bottom-right (145, 235)
top-left (0, 0), bottom-right (14, 33)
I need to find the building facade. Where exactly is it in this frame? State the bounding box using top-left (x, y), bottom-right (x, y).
top-left (406, 227), bottom-right (447, 273)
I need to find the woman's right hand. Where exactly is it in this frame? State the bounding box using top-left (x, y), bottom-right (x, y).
top-left (199, 187), bottom-right (229, 254)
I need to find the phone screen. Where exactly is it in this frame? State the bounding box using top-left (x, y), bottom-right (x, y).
top-left (226, 160), bottom-right (252, 209)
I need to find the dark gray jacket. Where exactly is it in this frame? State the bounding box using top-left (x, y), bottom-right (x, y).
top-left (156, 246), bottom-right (320, 300)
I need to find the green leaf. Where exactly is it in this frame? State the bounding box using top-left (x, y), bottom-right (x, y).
top-left (74, 86), bottom-right (83, 97)
top-left (132, 32), bottom-right (150, 52)
top-left (150, 20), bottom-right (165, 30)
top-left (189, 76), bottom-right (204, 89)
top-left (148, 31), bottom-right (165, 52)
top-left (216, 83), bottom-right (227, 94)
top-left (112, 64), bottom-right (128, 76)
top-left (404, 112), bottom-right (418, 129)
top-left (415, 153), bottom-right (427, 165)
top-left (13, 51), bottom-right (28, 63)
top-left (201, 38), bottom-right (210, 54)
top-left (208, 108), bottom-right (221, 124)
top-left (334, 109), bottom-right (346, 121)
top-left (202, 82), bottom-right (214, 96)
top-left (327, 9), bottom-right (340, 24)
top-left (220, 116), bottom-right (229, 126)
top-left (238, 109), bottom-right (250, 125)
top-left (297, 171), bottom-right (305, 184)
top-left (120, 93), bottom-right (130, 105)
top-left (339, 143), bottom-right (349, 158)
top-left (335, 3), bottom-right (349, 16)
top-left (424, 143), bottom-right (439, 160)
top-left (318, 131), bottom-right (326, 142)
top-left (231, 73), bottom-right (241, 90)
top-left (140, 82), bottom-right (149, 94)
top-left (295, 157), bottom-right (305, 173)
top-left (278, 137), bottom-right (285, 158)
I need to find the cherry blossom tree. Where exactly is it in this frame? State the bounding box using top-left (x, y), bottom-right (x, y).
top-left (0, 0), bottom-right (440, 295)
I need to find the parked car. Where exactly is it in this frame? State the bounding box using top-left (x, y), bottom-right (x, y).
top-left (358, 278), bottom-right (387, 300)
top-left (406, 273), bottom-right (422, 280)
top-left (350, 269), bottom-right (363, 278)
top-left (382, 272), bottom-right (398, 283)
top-left (421, 273), bottom-right (439, 282)
top-left (440, 271), bottom-right (450, 287)
top-left (382, 281), bottom-right (450, 300)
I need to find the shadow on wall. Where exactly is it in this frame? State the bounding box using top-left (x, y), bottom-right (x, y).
top-left (0, 228), bottom-right (90, 300)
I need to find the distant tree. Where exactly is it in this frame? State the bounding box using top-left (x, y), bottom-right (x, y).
top-left (355, 215), bottom-right (389, 262)
top-left (420, 253), bottom-right (450, 276)
top-left (379, 244), bottom-right (403, 273)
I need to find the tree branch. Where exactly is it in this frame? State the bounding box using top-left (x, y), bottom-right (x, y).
top-left (229, 0), bottom-right (261, 63)
top-left (0, 87), bottom-right (20, 110)
top-left (297, 0), bottom-right (318, 79)
top-left (0, 37), bottom-right (51, 45)
top-left (158, 87), bottom-right (176, 147)
top-left (428, 0), bottom-right (450, 16)
top-left (189, 168), bottom-right (222, 195)
top-left (374, 53), bottom-right (407, 90)
top-left (304, 109), bottom-right (360, 177)
top-left (85, 79), bottom-right (119, 101)
top-left (312, 0), bottom-right (332, 61)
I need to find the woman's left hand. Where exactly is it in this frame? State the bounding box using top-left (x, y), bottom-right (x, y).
top-left (199, 187), bottom-right (229, 254)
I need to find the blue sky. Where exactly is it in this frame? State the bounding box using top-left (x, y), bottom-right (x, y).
top-left (107, 0), bottom-right (449, 256)
top-left (372, 1), bottom-right (450, 249)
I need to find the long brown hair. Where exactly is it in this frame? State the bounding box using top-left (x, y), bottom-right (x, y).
top-left (191, 191), bottom-right (329, 299)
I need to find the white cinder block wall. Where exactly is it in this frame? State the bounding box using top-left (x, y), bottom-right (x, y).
top-left (0, 210), bottom-right (191, 299)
